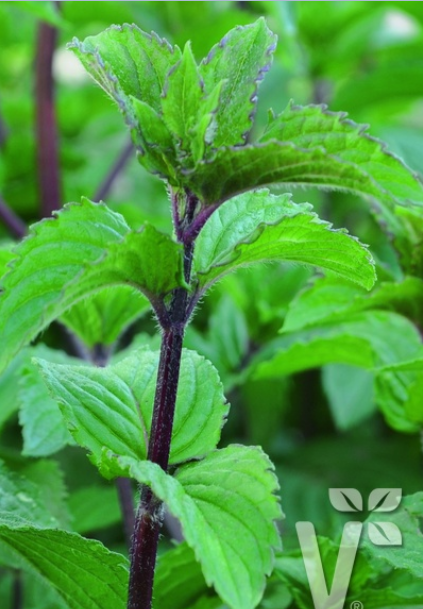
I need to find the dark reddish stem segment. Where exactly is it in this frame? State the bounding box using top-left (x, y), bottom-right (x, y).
top-left (35, 20), bottom-right (60, 217)
top-left (12, 571), bottom-right (22, 609)
top-left (128, 196), bottom-right (196, 609)
top-left (0, 195), bottom-right (26, 239)
top-left (94, 140), bottom-right (134, 202)
top-left (116, 477), bottom-right (136, 549)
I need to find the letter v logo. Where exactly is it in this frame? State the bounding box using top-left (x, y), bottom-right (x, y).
top-left (296, 521), bottom-right (362, 609)
top-left (296, 488), bottom-right (402, 609)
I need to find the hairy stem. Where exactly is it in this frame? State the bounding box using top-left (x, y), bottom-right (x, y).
top-left (94, 140), bottom-right (134, 202)
top-left (35, 19), bottom-right (60, 217)
top-left (128, 196), bottom-right (196, 609)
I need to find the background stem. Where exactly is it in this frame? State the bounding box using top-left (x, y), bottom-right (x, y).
top-left (116, 477), bottom-right (135, 549)
top-left (35, 19), bottom-right (60, 217)
top-left (0, 195), bottom-right (26, 239)
top-left (93, 140), bottom-right (134, 202)
top-left (11, 571), bottom-right (22, 609)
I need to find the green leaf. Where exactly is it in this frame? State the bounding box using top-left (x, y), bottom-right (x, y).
top-left (69, 26), bottom-right (181, 179)
top-left (69, 25), bottom-right (181, 113)
top-left (252, 334), bottom-right (374, 379)
top-left (68, 486), bottom-right (122, 535)
top-left (35, 348), bottom-right (228, 467)
top-left (0, 524), bottom-right (128, 609)
top-left (0, 243), bottom-right (15, 279)
top-left (0, 350), bottom-right (27, 431)
top-left (190, 81), bottom-right (224, 164)
top-left (19, 347), bottom-right (79, 457)
top-left (102, 445), bottom-right (282, 609)
top-left (162, 42), bottom-right (204, 155)
top-left (283, 275), bottom-right (423, 333)
top-left (60, 286), bottom-right (150, 349)
top-left (0, 199), bottom-right (185, 374)
top-left (362, 492), bottom-right (423, 579)
top-left (185, 294), bottom-right (249, 389)
top-left (199, 18), bottom-right (277, 146)
top-left (322, 364), bottom-right (375, 430)
top-left (193, 190), bottom-right (375, 292)
top-left (130, 98), bottom-right (178, 177)
top-left (394, 205), bottom-right (423, 276)
top-left (252, 311), bottom-right (421, 382)
top-left (154, 543), bottom-right (217, 609)
top-left (185, 119), bottom-right (423, 206)
top-left (261, 102), bottom-right (423, 205)
top-left (0, 460), bottom-right (63, 529)
top-left (21, 459), bottom-right (71, 530)
top-left (375, 358), bottom-right (423, 433)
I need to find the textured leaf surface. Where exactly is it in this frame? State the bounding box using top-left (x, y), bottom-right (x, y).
top-left (193, 190), bottom-right (375, 292)
top-left (200, 18), bottom-right (277, 146)
top-left (69, 25), bottom-right (181, 113)
top-left (186, 127), bottom-right (423, 206)
top-left (0, 200), bottom-right (184, 374)
top-left (19, 347), bottom-right (79, 457)
top-left (261, 102), bottom-right (423, 204)
top-left (36, 348), bottom-right (228, 467)
top-left (0, 524), bottom-right (128, 609)
top-left (162, 42), bottom-right (204, 154)
top-left (103, 445), bottom-right (282, 609)
top-left (69, 26), bottom-right (181, 177)
top-left (60, 286), bottom-right (149, 348)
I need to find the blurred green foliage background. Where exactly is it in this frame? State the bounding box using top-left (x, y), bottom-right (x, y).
top-left (1, 2), bottom-right (423, 607)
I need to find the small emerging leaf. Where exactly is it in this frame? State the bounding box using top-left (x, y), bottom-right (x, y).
top-left (162, 42), bottom-right (204, 157)
top-left (200, 18), bottom-right (277, 146)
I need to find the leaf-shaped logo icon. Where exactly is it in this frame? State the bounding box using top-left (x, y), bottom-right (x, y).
top-left (368, 488), bottom-right (402, 512)
top-left (329, 488), bottom-right (363, 512)
top-left (368, 522), bottom-right (402, 546)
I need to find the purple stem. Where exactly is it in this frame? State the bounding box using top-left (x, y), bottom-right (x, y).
top-left (128, 197), bottom-right (196, 609)
top-left (116, 477), bottom-right (136, 549)
top-left (35, 19), bottom-right (60, 217)
top-left (11, 571), bottom-right (22, 609)
top-left (93, 140), bottom-right (134, 202)
top-left (0, 195), bottom-right (26, 239)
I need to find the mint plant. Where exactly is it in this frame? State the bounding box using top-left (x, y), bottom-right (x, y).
top-left (1, 16), bottom-right (423, 609)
